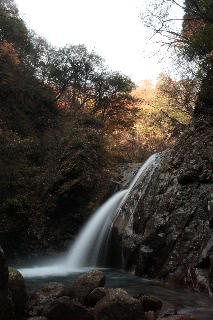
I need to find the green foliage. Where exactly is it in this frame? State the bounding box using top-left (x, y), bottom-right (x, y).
top-left (0, 7), bottom-right (32, 57)
top-left (46, 44), bottom-right (104, 102)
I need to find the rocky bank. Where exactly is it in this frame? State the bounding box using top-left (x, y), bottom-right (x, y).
top-left (0, 251), bottom-right (200, 320)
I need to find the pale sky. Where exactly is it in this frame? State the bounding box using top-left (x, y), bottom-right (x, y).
top-left (15, 0), bottom-right (169, 83)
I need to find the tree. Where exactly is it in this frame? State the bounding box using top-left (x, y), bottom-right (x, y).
top-left (45, 44), bottom-right (104, 105)
top-left (0, 1), bottom-right (32, 58)
top-left (92, 71), bottom-right (138, 131)
top-left (156, 72), bottom-right (196, 116)
top-left (141, 0), bottom-right (213, 122)
top-left (0, 0), bottom-right (18, 15)
top-left (43, 44), bottom-right (138, 132)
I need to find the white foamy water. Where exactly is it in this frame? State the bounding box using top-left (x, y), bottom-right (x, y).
top-left (19, 154), bottom-right (159, 278)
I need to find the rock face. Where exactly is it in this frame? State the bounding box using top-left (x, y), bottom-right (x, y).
top-left (113, 126), bottom-right (213, 293)
top-left (0, 247), bottom-right (14, 320)
top-left (8, 267), bottom-right (27, 319)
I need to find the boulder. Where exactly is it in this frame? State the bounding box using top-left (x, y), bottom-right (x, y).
top-left (0, 247), bottom-right (15, 320)
top-left (30, 282), bottom-right (66, 301)
top-left (94, 288), bottom-right (144, 320)
top-left (67, 270), bottom-right (105, 305)
top-left (42, 296), bottom-right (93, 320)
top-left (27, 282), bottom-right (67, 317)
top-left (9, 267), bottom-right (27, 319)
top-left (88, 287), bottom-right (108, 307)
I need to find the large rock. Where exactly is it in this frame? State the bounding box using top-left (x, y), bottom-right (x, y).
top-left (9, 267), bottom-right (27, 319)
top-left (113, 127), bottom-right (213, 293)
top-left (88, 287), bottom-right (108, 307)
top-left (67, 270), bottom-right (105, 305)
top-left (28, 282), bottom-right (66, 317)
top-left (30, 282), bottom-right (66, 301)
top-left (0, 247), bottom-right (15, 320)
top-left (94, 288), bottom-right (143, 320)
top-left (42, 296), bottom-right (93, 320)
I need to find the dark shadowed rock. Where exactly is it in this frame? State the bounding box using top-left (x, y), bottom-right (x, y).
top-left (0, 247), bottom-right (15, 320)
top-left (67, 270), bottom-right (105, 305)
top-left (9, 267), bottom-right (27, 319)
top-left (27, 317), bottom-right (48, 320)
top-left (27, 282), bottom-right (66, 317)
top-left (144, 311), bottom-right (156, 320)
top-left (113, 127), bottom-right (213, 293)
top-left (157, 316), bottom-right (198, 320)
top-left (156, 301), bottom-right (177, 318)
top-left (138, 295), bottom-right (163, 312)
top-left (88, 287), bottom-right (109, 307)
top-left (42, 296), bottom-right (93, 320)
top-left (94, 288), bottom-right (143, 320)
top-left (30, 282), bottom-right (66, 301)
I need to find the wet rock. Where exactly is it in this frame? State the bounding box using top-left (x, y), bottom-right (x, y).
top-left (27, 317), bottom-right (48, 320)
top-left (8, 267), bottom-right (27, 319)
top-left (0, 247), bottom-right (15, 320)
top-left (28, 282), bottom-right (67, 317)
top-left (144, 311), bottom-right (156, 320)
top-left (113, 127), bottom-right (213, 293)
top-left (157, 316), bottom-right (198, 320)
top-left (67, 270), bottom-right (105, 305)
top-left (138, 295), bottom-right (163, 312)
top-left (94, 288), bottom-right (143, 320)
top-left (88, 287), bottom-right (108, 307)
top-left (156, 302), bottom-right (177, 318)
top-left (30, 282), bottom-right (66, 301)
top-left (42, 296), bottom-right (93, 320)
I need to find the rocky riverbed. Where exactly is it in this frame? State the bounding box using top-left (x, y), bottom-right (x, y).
top-left (0, 246), bottom-right (208, 320)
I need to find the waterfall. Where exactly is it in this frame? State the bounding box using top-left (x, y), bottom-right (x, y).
top-left (19, 154), bottom-right (159, 277)
top-left (66, 190), bottom-right (127, 269)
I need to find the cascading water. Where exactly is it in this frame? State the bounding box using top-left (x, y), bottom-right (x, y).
top-left (19, 154), bottom-right (160, 277)
top-left (66, 189), bottom-right (127, 269)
